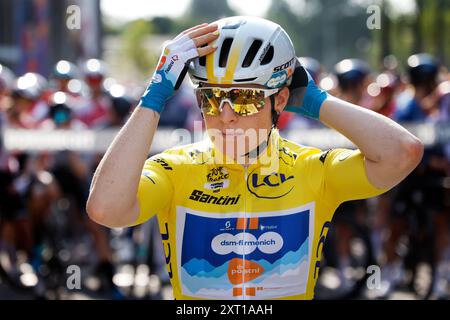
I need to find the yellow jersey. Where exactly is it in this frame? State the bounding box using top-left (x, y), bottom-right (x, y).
top-left (135, 130), bottom-right (388, 300)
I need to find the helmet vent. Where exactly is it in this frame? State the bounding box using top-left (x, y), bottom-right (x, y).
top-left (260, 45), bottom-right (274, 65)
top-left (198, 44), bottom-right (207, 66)
top-left (242, 39), bottom-right (263, 68)
top-left (219, 38), bottom-right (234, 68)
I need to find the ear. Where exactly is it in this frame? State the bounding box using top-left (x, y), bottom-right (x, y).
top-left (274, 87), bottom-right (290, 113)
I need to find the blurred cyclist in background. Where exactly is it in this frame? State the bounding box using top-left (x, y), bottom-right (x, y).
top-left (331, 58), bottom-right (372, 290)
top-left (93, 93), bottom-right (134, 129)
top-left (43, 92), bottom-right (119, 296)
top-left (0, 64), bottom-right (15, 109)
top-left (381, 53), bottom-right (450, 299)
top-left (367, 72), bottom-right (399, 118)
top-left (334, 58), bottom-right (371, 106)
top-left (76, 59), bottom-right (111, 127)
top-left (394, 53), bottom-right (440, 122)
top-left (159, 79), bottom-right (197, 129)
top-left (6, 73), bottom-right (48, 129)
top-left (39, 92), bottom-right (87, 130)
top-left (50, 60), bottom-right (82, 96)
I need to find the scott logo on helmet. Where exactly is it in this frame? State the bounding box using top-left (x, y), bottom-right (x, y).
top-left (273, 57), bottom-right (296, 73)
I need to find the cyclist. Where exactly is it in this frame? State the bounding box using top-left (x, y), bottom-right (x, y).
top-left (0, 64), bottom-right (15, 103)
top-left (87, 17), bottom-right (423, 300)
top-left (332, 58), bottom-right (372, 291)
top-left (394, 53), bottom-right (440, 122)
top-left (381, 54), bottom-right (449, 299)
top-left (50, 60), bottom-right (81, 95)
top-left (334, 58), bottom-right (371, 106)
top-left (7, 73), bottom-right (47, 129)
top-left (76, 59), bottom-right (111, 127)
top-left (92, 94), bottom-right (134, 129)
top-left (368, 72), bottom-right (399, 118)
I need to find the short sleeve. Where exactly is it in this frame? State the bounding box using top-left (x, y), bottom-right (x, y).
top-left (305, 148), bottom-right (389, 208)
top-left (134, 156), bottom-right (174, 225)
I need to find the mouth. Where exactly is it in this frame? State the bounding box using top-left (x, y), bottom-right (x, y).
top-left (222, 130), bottom-right (243, 139)
top-left (221, 130), bottom-right (244, 138)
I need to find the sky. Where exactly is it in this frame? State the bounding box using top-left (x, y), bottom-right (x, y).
top-left (101, 0), bottom-right (417, 24)
top-left (101, 0), bottom-right (272, 22)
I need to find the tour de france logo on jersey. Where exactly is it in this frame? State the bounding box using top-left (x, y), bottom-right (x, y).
top-left (175, 204), bottom-right (315, 299)
top-left (204, 166), bottom-right (230, 193)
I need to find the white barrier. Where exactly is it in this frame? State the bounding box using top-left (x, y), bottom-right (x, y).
top-left (1, 122), bottom-right (446, 154)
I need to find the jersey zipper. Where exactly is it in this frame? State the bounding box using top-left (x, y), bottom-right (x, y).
top-left (242, 165), bottom-right (248, 300)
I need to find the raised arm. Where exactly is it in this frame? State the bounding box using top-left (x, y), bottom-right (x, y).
top-left (285, 64), bottom-right (423, 190)
top-left (319, 97), bottom-right (423, 190)
top-left (87, 108), bottom-right (159, 227)
top-left (87, 23), bottom-right (219, 228)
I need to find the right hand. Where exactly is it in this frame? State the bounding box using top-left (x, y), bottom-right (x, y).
top-left (140, 23), bottom-right (219, 113)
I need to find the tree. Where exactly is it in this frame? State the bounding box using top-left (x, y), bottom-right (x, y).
top-left (122, 19), bottom-right (153, 73)
top-left (151, 17), bottom-right (174, 35)
top-left (413, 0), bottom-right (424, 53)
top-left (187, 0), bottom-right (236, 21)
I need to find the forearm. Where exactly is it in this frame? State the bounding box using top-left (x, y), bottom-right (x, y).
top-left (319, 96), bottom-right (421, 163)
top-left (87, 106), bottom-right (159, 225)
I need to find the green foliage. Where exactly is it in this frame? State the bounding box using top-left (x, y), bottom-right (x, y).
top-left (121, 19), bottom-right (154, 73)
top-left (151, 17), bottom-right (174, 34)
top-left (104, 0), bottom-right (449, 73)
top-left (266, 0), bottom-right (449, 70)
top-left (187, 0), bottom-right (236, 21)
top-left (267, 0), bottom-right (372, 70)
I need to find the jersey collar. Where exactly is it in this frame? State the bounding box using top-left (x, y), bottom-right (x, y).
top-left (204, 128), bottom-right (282, 173)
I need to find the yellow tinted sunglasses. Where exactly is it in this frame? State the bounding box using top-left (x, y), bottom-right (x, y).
top-left (195, 87), bottom-right (279, 117)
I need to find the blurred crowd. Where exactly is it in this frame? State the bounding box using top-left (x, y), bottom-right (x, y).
top-left (0, 53), bottom-right (449, 299)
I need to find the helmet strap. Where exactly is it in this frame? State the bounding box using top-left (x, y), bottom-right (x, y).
top-left (270, 94), bottom-right (280, 129)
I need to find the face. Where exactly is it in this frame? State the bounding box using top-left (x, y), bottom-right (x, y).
top-left (201, 84), bottom-right (289, 163)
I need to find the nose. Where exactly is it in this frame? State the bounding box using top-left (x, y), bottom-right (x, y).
top-left (219, 101), bottom-right (237, 125)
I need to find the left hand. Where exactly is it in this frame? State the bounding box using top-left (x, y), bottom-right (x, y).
top-left (284, 59), bottom-right (328, 120)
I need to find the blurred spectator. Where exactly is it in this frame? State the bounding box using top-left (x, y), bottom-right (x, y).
top-left (366, 72), bottom-right (400, 118)
top-left (75, 59), bottom-right (111, 127)
top-left (93, 94), bottom-right (134, 129)
top-left (6, 73), bottom-right (48, 129)
top-left (39, 92), bottom-right (87, 130)
top-left (0, 64), bottom-right (15, 167)
top-left (394, 53), bottom-right (440, 122)
top-left (0, 64), bottom-right (15, 108)
top-left (332, 58), bottom-right (372, 291)
top-left (334, 58), bottom-right (371, 105)
top-left (50, 60), bottom-right (81, 95)
top-left (299, 56), bottom-right (322, 83)
top-left (436, 80), bottom-right (450, 121)
top-left (159, 80), bottom-right (197, 129)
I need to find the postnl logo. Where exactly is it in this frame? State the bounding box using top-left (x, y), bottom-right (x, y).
top-left (227, 258), bottom-right (264, 285)
top-left (247, 169), bottom-right (295, 199)
top-left (211, 232), bottom-right (283, 255)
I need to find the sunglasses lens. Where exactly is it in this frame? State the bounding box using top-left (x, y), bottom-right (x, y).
top-left (197, 88), bottom-right (267, 117)
top-left (232, 89), bottom-right (266, 116)
top-left (196, 90), bottom-right (218, 115)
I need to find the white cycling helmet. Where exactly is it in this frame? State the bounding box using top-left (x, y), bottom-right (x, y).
top-left (188, 16), bottom-right (297, 89)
